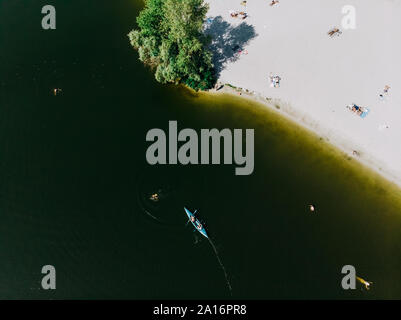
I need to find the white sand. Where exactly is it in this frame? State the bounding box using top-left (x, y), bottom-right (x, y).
top-left (205, 0), bottom-right (401, 187)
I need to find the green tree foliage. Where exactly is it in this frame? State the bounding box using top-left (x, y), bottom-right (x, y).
top-left (128, 0), bottom-right (215, 90)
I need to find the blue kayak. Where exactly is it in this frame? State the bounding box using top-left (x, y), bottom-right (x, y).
top-left (184, 207), bottom-right (208, 238)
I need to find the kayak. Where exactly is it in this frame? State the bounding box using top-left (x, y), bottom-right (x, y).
top-left (184, 207), bottom-right (208, 238)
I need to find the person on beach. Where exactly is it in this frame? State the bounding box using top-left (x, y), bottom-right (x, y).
top-left (328, 27), bottom-right (342, 37)
top-left (275, 76), bottom-right (281, 87)
top-left (269, 75), bottom-right (274, 87)
top-left (269, 75), bottom-right (281, 88)
top-left (384, 85), bottom-right (390, 94)
top-left (231, 11), bottom-right (247, 19)
top-left (356, 276), bottom-right (373, 290)
top-left (270, 0), bottom-right (279, 6)
top-left (348, 104), bottom-right (365, 116)
top-left (355, 107), bottom-right (362, 116)
top-left (231, 12), bottom-right (247, 20)
top-left (379, 85), bottom-right (391, 99)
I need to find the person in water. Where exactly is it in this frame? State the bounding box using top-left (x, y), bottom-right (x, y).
top-left (149, 193), bottom-right (159, 201)
top-left (356, 276), bottom-right (373, 290)
top-left (309, 204), bottom-right (315, 212)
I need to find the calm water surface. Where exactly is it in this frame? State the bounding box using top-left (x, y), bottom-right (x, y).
top-left (0, 0), bottom-right (400, 299)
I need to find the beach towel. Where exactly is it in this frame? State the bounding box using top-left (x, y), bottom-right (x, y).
top-left (360, 108), bottom-right (370, 118)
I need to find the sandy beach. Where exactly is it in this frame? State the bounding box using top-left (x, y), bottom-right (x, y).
top-left (205, 0), bottom-right (401, 187)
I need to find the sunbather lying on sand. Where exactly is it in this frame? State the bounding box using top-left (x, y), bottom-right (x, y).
top-left (379, 85), bottom-right (391, 99)
top-left (269, 74), bottom-right (281, 88)
top-left (384, 85), bottom-right (390, 93)
top-left (328, 27), bottom-right (342, 37)
top-left (347, 104), bottom-right (367, 116)
top-left (230, 11), bottom-right (247, 19)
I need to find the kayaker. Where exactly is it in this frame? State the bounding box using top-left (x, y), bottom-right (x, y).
top-left (190, 216), bottom-right (195, 222)
top-left (197, 224), bottom-right (202, 230)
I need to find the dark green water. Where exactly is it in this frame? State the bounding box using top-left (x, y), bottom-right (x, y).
top-left (0, 0), bottom-right (400, 299)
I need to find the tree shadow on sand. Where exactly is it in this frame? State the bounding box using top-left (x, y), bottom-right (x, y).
top-left (204, 16), bottom-right (258, 78)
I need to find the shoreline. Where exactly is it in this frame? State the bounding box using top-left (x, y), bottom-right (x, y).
top-left (205, 83), bottom-right (401, 189)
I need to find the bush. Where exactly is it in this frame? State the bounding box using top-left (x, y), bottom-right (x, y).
top-left (128, 0), bottom-right (216, 90)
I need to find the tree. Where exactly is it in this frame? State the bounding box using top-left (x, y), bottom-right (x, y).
top-left (128, 0), bottom-right (215, 91)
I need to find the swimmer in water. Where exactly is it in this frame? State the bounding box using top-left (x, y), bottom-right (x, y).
top-left (356, 276), bottom-right (373, 290)
top-left (149, 193), bottom-right (159, 201)
top-left (308, 204), bottom-right (315, 212)
top-left (53, 88), bottom-right (62, 96)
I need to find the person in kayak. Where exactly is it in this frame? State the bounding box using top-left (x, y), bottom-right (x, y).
top-left (190, 216), bottom-right (195, 222)
top-left (197, 224), bottom-right (203, 230)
